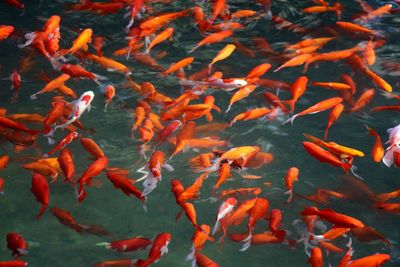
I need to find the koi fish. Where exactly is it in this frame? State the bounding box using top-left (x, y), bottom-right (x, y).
top-left (283, 97), bottom-right (343, 125)
top-left (31, 172), bottom-right (50, 219)
top-left (134, 232), bottom-right (171, 267)
top-left (7, 232), bottom-right (28, 257)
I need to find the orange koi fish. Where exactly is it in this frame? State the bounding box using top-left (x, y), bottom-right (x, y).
top-left (189, 30), bottom-right (233, 53)
top-left (308, 247), bottom-right (323, 267)
top-left (161, 57), bottom-right (194, 76)
top-left (349, 89), bottom-right (375, 112)
top-left (59, 28), bottom-right (92, 56)
top-left (312, 82), bottom-right (351, 90)
top-left (30, 74), bottom-right (70, 100)
top-left (86, 53), bottom-right (131, 75)
top-left (302, 206), bottom-right (364, 228)
top-left (77, 156), bottom-right (109, 202)
top-left (0, 25), bottom-right (14, 41)
top-left (230, 108), bottom-right (272, 125)
top-left (241, 198), bottom-right (270, 251)
top-left (226, 84), bottom-right (257, 112)
top-left (145, 27), bottom-right (174, 54)
top-left (302, 142), bottom-right (352, 172)
top-left (208, 44), bottom-right (236, 72)
top-left (283, 97), bottom-right (343, 125)
top-left (324, 103), bottom-right (344, 139)
top-left (274, 54), bottom-right (313, 72)
top-left (171, 121), bottom-right (195, 158)
top-left (80, 137), bottom-right (105, 159)
top-left (269, 209), bottom-right (286, 241)
top-left (195, 253), bottom-right (219, 267)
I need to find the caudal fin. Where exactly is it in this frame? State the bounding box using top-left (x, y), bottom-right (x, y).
top-left (282, 114), bottom-right (298, 125)
top-left (239, 232), bottom-right (252, 252)
top-left (36, 204), bottom-right (47, 220)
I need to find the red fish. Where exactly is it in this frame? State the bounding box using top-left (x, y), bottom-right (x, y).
top-left (7, 233), bottom-right (28, 257)
top-left (97, 237), bottom-right (152, 252)
top-left (57, 148), bottom-right (75, 183)
top-left (301, 206), bottom-right (364, 228)
top-left (43, 131), bottom-right (79, 157)
top-left (134, 232), bottom-right (171, 267)
top-left (77, 156), bottom-right (109, 202)
top-left (31, 172), bottom-right (50, 219)
top-left (303, 142), bottom-right (351, 172)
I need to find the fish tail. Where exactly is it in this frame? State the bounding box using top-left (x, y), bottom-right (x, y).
top-left (95, 242), bottom-right (111, 249)
top-left (323, 127), bottom-right (329, 140)
top-left (36, 204), bottom-right (47, 220)
top-left (225, 104), bottom-right (232, 113)
top-left (239, 232), bottom-right (252, 252)
top-left (284, 189), bottom-right (294, 203)
top-left (274, 230), bottom-right (286, 241)
top-left (141, 176), bottom-right (158, 197)
top-left (18, 32), bottom-right (36, 48)
top-left (211, 220), bottom-right (220, 235)
top-left (185, 245), bottom-right (195, 262)
top-left (282, 114), bottom-right (298, 125)
top-left (341, 162), bottom-right (352, 173)
top-left (30, 92), bottom-right (40, 100)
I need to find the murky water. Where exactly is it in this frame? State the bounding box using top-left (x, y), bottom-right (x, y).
top-left (0, 0), bottom-right (400, 266)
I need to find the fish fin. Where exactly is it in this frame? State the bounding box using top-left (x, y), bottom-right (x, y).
top-left (282, 114), bottom-right (298, 125)
top-left (141, 176), bottom-right (158, 196)
top-left (17, 248), bottom-right (29, 255)
top-left (239, 232), bottom-right (252, 252)
top-left (95, 242), bottom-right (111, 249)
top-left (162, 163), bottom-right (174, 172)
top-left (211, 220), bottom-right (220, 235)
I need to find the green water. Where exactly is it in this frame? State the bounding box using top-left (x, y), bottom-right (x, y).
top-left (0, 0), bottom-right (400, 266)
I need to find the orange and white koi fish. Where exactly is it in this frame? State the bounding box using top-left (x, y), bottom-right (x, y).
top-left (46, 91), bottom-right (94, 139)
top-left (186, 224), bottom-right (214, 266)
top-left (212, 197), bottom-right (237, 235)
top-left (137, 151), bottom-right (174, 196)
